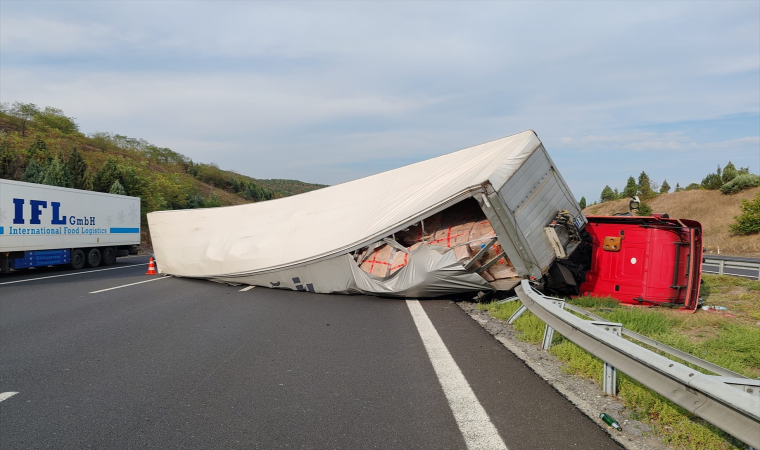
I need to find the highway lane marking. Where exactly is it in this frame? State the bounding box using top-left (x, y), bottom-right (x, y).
top-left (90, 276), bottom-right (171, 294)
top-left (239, 286), bottom-right (255, 292)
top-left (406, 300), bottom-right (508, 450)
top-left (0, 392), bottom-right (19, 402)
top-left (0, 263), bottom-right (147, 285)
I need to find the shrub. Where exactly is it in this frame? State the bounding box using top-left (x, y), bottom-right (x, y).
top-left (636, 202), bottom-right (653, 216)
top-left (729, 194), bottom-right (760, 235)
top-left (720, 173), bottom-right (760, 194)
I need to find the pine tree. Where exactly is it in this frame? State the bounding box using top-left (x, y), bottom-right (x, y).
top-left (81, 168), bottom-right (95, 191)
top-left (579, 196), bottom-right (586, 209)
top-left (638, 171), bottom-right (655, 199)
top-left (674, 182), bottom-right (682, 192)
top-left (21, 160), bottom-right (45, 183)
top-left (660, 180), bottom-right (670, 194)
top-left (109, 180), bottom-right (126, 195)
top-left (600, 185), bottom-right (616, 203)
top-left (66, 148), bottom-right (88, 189)
top-left (42, 157), bottom-right (73, 187)
top-left (27, 136), bottom-right (52, 166)
top-left (94, 158), bottom-right (122, 193)
top-left (722, 161), bottom-right (738, 184)
top-left (623, 176), bottom-right (638, 198)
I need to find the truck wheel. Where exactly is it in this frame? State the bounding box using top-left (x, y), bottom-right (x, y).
top-left (86, 248), bottom-right (102, 268)
top-left (71, 249), bottom-right (86, 270)
top-left (102, 247), bottom-right (116, 266)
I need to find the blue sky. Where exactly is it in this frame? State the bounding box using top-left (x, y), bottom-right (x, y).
top-left (1, 1), bottom-right (758, 203)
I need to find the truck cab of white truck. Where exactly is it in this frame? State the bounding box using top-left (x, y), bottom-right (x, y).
top-left (0, 179), bottom-right (141, 273)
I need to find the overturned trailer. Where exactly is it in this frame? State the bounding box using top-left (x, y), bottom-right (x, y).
top-left (148, 130), bottom-right (588, 297)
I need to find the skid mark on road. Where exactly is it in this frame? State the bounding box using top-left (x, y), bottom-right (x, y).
top-left (0, 263), bottom-right (146, 285)
top-left (0, 392), bottom-right (19, 402)
top-left (406, 300), bottom-right (508, 450)
top-left (90, 276), bottom-right (171, 294)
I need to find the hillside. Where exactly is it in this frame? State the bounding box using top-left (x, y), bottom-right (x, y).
top-left (0, 105), bottom-right (326, 213)
top-left (583, 187), bottom-right (760, 257)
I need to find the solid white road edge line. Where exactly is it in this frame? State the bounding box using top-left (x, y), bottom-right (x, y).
top-left (406, 300), bottom-right (508, 450)
top-left (0, 392), bottom-right (19, 402)
top-left (90, 276), bottom-right (170, 294)
top-left (239, 286), bottom-right (255, 292)
top-left (0, 263), bottom-right (146, 285)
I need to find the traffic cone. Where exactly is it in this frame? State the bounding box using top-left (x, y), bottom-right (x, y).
top-left (146, 257), bottom-right (157, 275)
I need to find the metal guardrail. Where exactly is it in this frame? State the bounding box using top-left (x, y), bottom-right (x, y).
top-left (513, 280), bottom-right (760, 448)
top-left (703, 256), bottom-right (760, 280)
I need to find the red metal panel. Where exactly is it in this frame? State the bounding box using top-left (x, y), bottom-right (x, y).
top-left (579, 216), bottom-right (702, 306)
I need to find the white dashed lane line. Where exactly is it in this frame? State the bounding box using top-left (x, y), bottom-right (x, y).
top-left (0, 392), bottom-right (19, 402)
top-left (406, 299), bottom-right (508, 450)
top-left (89, 276), bottom-right (171, 294)
top-left (0, 263), bottom-right (146, 285)
top-left (239, 286), bottom-right (255, 292)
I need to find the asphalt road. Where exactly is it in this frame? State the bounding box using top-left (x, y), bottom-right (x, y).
top-left (0, 256), bottom-right (623, 449)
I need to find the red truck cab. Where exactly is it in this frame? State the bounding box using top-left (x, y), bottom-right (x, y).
top-left (579, 214), bottom-right (703, 309)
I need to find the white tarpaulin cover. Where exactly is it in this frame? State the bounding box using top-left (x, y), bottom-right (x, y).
top-left (148, 130), bottom-right (542, 297)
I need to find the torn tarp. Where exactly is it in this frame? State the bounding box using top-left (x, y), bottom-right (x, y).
top-left (147, 130), bottom-right (581, 297)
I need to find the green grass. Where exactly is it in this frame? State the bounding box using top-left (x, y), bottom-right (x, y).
top-left (477, 274), bottom-right (758, 450)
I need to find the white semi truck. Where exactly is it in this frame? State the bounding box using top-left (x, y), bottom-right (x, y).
top-left (0, 179), bottom-right (141, 272)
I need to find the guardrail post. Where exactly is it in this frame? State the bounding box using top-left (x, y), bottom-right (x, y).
top-left (719, 260), bottom-right (725, 276)
top-left (507, 305), bottom-right (527, 324)
top-left (590, 321), bottom-right (623, 396)
top-left (541, 300), bottom-right (566, 350)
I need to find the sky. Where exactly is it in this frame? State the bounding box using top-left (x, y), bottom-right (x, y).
top-left (1, 1), bottom-right (758, 203)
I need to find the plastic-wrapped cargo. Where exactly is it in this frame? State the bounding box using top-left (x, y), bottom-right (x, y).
top-left (147, 130), bottom-right (587, 297)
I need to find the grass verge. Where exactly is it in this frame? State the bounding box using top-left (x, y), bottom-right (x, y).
top-left (478, 274), bottom-right (760, 450)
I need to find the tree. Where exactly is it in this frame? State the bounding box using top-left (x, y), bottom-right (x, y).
top-left (34, 106), bottom-right (79, 134)
top-left (623, 176), bottom-right (638, 198)
top-left (92, 158), bottom-right (143, 196)
top-left (685, 183), bottom-right (702, 191)
top-left (701, 173), bottom-right (723, 190)
top-left (21, 160), bottom-right (45, 184)
top-left (205, 192), bottom-right (222, 207)
top-left (0, 135), bottom-right (22, 179)
top-left (729, 194), bottom-right (760, 235)
top-left (79, 168), bottom-right (94, 191)
top-left (722, 161), bottom-right (738, 184)
top-left (636, 203), bottom-right (652, 216)
top-left (187, 193), bottom-right (206, 209)
top-left (94, 158), bottom-right (122, 193)
top-left (42, 157), bottom-right (73, 187)
top-left (109, 180), bottom-right (126, 195)
top-left (674, 182), bottom-right (682, 192)
top-left (579, 196), bottom-right (587, 209)
top-left (600, 185), bottom-right (616, 203)
top-left (66, 148), bottom-right (88, 189)
top-left (637, 171), bottom-right (655, 199)
top-left (7, 102), bottom-right (40, 136)
top-left (660, 179), bottom-right (670, 194)
top-left (27, 136), bottom-right (52, 166)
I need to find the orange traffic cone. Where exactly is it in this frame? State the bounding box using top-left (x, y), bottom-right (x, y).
top-left (146, 257), bottom-right (158, 275)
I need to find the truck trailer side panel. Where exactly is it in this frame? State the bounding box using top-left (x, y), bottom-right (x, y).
top-left (0, 179), bottom-right (141, 270)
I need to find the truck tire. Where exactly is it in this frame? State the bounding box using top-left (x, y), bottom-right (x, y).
top-left (102, 247), bottom-right (116, 266)
top-left (86, 248), bottom-right (102, 268)
top-left (71, 249), bottom-right (86, 270)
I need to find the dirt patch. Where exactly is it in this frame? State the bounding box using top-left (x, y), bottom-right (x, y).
top-left (457, 301), bottom-right (674, 450)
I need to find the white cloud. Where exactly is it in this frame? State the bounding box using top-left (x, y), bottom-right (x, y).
top-left (0, 0), bottom-right (757, 201)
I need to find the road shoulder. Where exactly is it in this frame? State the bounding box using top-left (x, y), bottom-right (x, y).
top-left (457, 301), bottom-right (673, 450)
